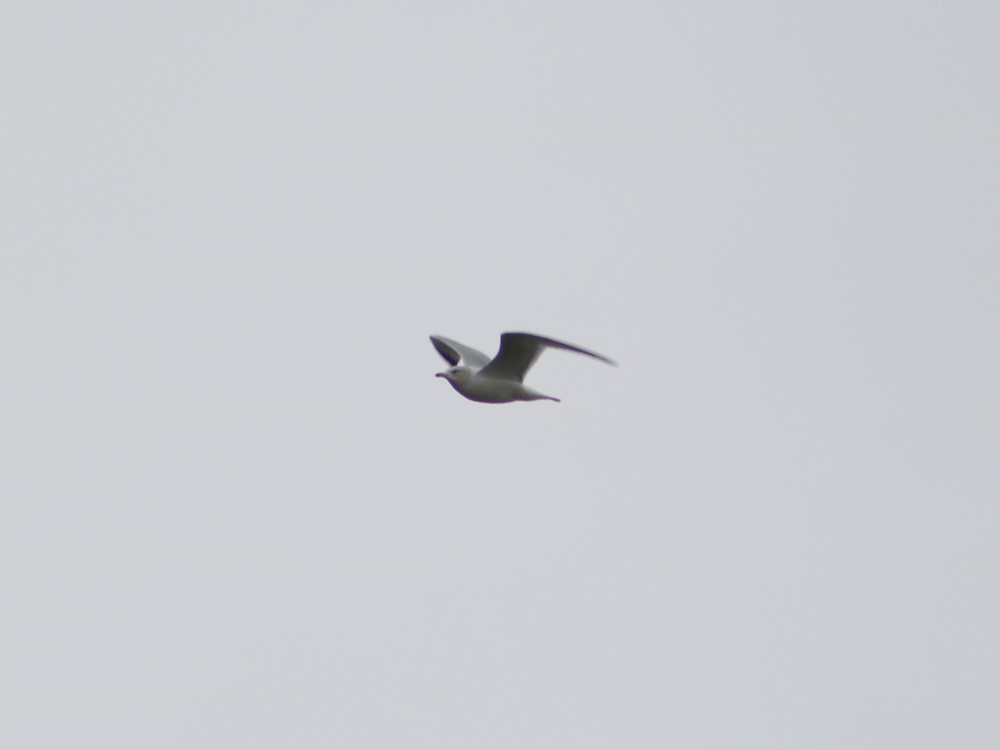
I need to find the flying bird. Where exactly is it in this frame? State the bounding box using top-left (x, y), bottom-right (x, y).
top-left (430, 332), bottom-right (616, 403)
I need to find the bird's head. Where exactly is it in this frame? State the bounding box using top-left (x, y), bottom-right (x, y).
top-left (435, 365), bottom-right (472, 385)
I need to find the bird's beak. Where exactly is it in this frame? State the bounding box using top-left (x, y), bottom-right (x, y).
top-left (435, 372), bottom-right (445, 378)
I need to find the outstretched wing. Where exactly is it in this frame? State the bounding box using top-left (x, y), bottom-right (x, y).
top-left (478, 332), bottom-right (616, 382)
top-left (429, 335), bottom-right (492, 370)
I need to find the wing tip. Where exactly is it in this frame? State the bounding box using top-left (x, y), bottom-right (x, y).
top-left (429, 335), bottom-right (460, 366)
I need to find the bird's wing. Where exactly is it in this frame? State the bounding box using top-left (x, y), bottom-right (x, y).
top-left (429, 335), bottom-right (492, 370)
top-left (478, 332), bottom-right (616, 382)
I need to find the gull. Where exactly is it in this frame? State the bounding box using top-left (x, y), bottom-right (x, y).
top-left (430, 332), bottom-right (616, 403)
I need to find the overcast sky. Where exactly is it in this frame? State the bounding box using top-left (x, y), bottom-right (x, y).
top-left (2, 2), bottom-right (998, 748)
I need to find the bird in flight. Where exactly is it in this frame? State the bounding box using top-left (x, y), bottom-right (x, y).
top-left (430, 332), bottom-right (616, 403)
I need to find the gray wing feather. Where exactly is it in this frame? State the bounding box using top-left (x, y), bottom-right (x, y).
top-left (478, 332), bottom-right (616, 382)
top-left (429, 335), bottom-right (492, 370)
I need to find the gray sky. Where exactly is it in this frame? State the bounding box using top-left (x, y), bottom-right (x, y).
top-left (2, 2), bottom-right (998, 748)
